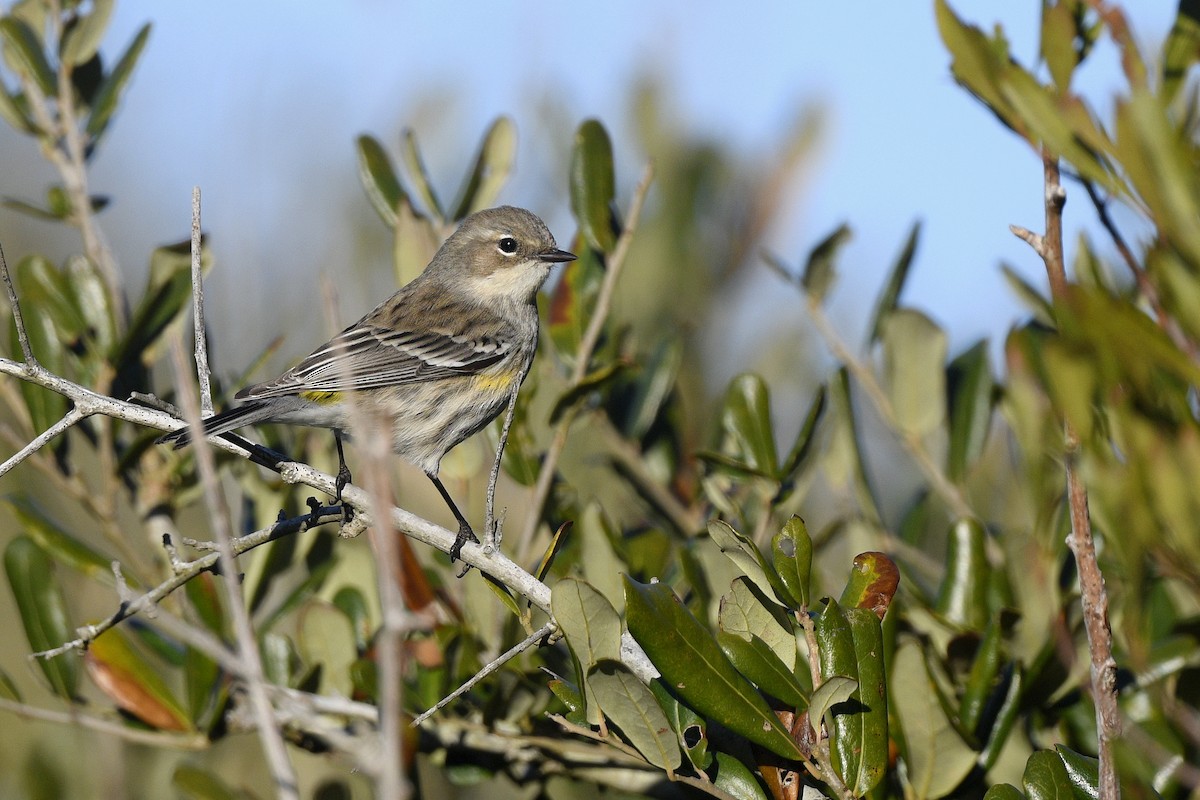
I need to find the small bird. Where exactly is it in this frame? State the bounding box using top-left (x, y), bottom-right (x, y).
top-left (160, 206), bottom-right (576, 559)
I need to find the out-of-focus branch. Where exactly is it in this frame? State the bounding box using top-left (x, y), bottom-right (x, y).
top-left (516, 164), bottom-right (655, 564)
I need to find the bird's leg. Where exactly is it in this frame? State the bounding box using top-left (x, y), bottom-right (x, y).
top-left (427, 471), bottom-right (478, 562)
top-left (334, 432), bottom-right (354, 522)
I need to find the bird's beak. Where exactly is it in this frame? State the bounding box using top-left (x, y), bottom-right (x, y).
top-left (539, 248), bottom-right (577, 263)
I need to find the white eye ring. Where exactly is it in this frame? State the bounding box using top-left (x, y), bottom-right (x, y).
top-left (497, 237), bottom-right (518, 255)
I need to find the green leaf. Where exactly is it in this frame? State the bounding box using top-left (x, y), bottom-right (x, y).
top-left (1023, 750), bottom-right (1075, 800)
top-left (0, 17), bottom-right (55, 95)
top-left (623, 577), bottom-right (803, 760)
top-left (183, 574), bottom-right (224, 731)
top-left (260, 633), bottom-right (294, 687)
top-left (717, 577), bottom-right (797, 671)
top-left (1040, 1), bottom-right (1079, 92)
top-left (297, 600), bottom-right (356, 698)
top-left (935, 518), bottom-right (991, 629)
top-left (3, 497), bottom-right (111, 579)
top-left (399, 127), bottom-right (444, 220)
top-left (450, 116), bottom-right (516, 219)
top-left (111, 239), bottom-right (205, 378)
top-left (801, 223), bottom-right (851, 304)
top-left (711, 750), bottom-right (770, 800)
top-left (946, 340), bottom-right (994, 481)
top-left (1002, 263), bottom-right (1055, 325)
top-left (775, 384), bottom-right (826, 504)
top-left (546, 241), bottom-right (604, 363)
top-left (721, 373), bottom-right (779, 477)
top-left (650, 678), bottom-right (711, 771)
top-left (827, 367), bottom-right (883, 525)
top-left (1054, 746), bottom-right (1100, 800)
top-left (1163, 0), bottom-right (1200, 104)
top-left (86, 627), bottom-right (191, 731)
top-left (355, 134), bottom-right (406, 228)
top-left (587, 659), bottom-right (681, 772)
top-left (332, 586), bottom-right (372, 653)
top-left (4, 537), bottom-right (79, 698)
top-left (569, 118), bottom-right (617, 252)
top-left (707, 520), bottom-right (790, 605)
top-left (985, 785), bottom-right (1027, 800)
top-left (60, 0), bottom-right (114, 66)
top-left (0, 78), bottom-right (36, 133)
top-left (867, 221), bottom-right (921, 344)
top-left (771, 516), bottom-right (813, 609)
top-left (553, 576), bottom-right (622, 726)
top-left (839, 551), bottom-right (900, 620)
top-left (892, 640), bottom-right (976, 799)
top-left (717, 629), bottom-right (808, 708)
top-left (959, 617), bottom-right (1005, 739)
top-left (809, 675), bottom-right (857, 727)
top-left (173, 764), bottom-right (240, 800)
top-left (622, 337), bottom-right (683, 440)
top-left (0, 666), bottom-right (22, 701)
top-left (979, 663), bottom-right (1023, 772)
top-left (67, 254), bottom-right (116, 355)
top-left (883, 308), bottom-right (948, 438)
top-left (85, 22), bottom-right (150, 140)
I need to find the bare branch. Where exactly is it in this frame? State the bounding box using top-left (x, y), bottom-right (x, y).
top-left (169, 338), bottom-right (299, 799)
top-left (191, 187), bottom-right (214, 415)
top-left (0, 697), bottom-right (208, 750)
top-left (0, 405), bottom-right (86, 478)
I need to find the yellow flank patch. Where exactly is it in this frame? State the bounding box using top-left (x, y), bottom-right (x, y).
top-left (301, 390), bottom-right (344, 405)
top-left (473, 370), bottom-right (520, 393)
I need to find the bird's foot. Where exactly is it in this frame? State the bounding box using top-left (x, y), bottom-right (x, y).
top-left (449, 521), bottom-right (479, 563)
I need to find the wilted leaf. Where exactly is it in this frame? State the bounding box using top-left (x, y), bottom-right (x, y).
top-left (839, 551), bottom-right (900, 620)
top-left (86, 627), bottom-right (191, 731)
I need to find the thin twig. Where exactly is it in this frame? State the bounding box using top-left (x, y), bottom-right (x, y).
top-left (191, 187), bottom-right (213, 415)
top-left (803, 298), bottom-right (975, 522)
top-left (516, 164), bottom-right (655, 563)
top-left (1012, 152), bottom-right (1120, 800)
top-left (0, 241), bottom-right (35, 365)
top-left (0, 406), bottom-right (86, 478)
top-left (169, 338), bottom-right (299, 799)
top-left (0, 697), bottom-right (208, 750)
top-left (413, 621), bottom-right (555, 727)
top-left (485, 392), bottom-right (519, 552)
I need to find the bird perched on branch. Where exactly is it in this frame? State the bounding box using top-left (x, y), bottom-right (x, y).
top-left (160, 205), bottom-right (576, 560)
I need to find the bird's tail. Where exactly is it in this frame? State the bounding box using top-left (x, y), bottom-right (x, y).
top-left (156, 400), bottom-right (272, 448)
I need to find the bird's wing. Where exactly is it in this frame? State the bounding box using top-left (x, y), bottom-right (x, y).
top-left (238, 324), bottom-right (515, 399)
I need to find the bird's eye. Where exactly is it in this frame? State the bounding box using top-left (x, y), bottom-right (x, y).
top-left (497, 237), bottom-right (518, 255)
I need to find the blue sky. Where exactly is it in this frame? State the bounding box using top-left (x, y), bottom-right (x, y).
top-left (0, 2), bottom-right (1180, 370)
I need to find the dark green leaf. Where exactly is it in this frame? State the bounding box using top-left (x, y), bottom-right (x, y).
top-left (935, 518), bottom-right (990, 630)
top-left (623, 577), bottom-right (803, 760)
top-left (771, 516), bottom-right (813, 609)
top-left (548, 360), bottom-right (626, 424)
top-left (0, 17), bottom-right (55, 95)
top-left (60, 0), bottom-right (114, 66)
top-left (332, 586), bottom-right (372, 653)
top-left (717, 577), bottom-right (798, 672)
top-left (184, 573), bottom-right (224, 730)
top-left (111, 239), bottom-right (201, 377)
top-left (946, 340), bottom-right (995, 481)
top-left (717, 629), bottom-right (808, 708)
top-left (649, 678), bottom-right (711, 771)
top-left (546, 241), bottom-right (603, 363)
top-left (1023, 750), bottom-right (1075, 800)
top-left (844, 607), bottom-right (888, 795)
top-left (450, 116), bottom-right (516, 219)
top-left (4, 537), bottom-right (79, 698)
top-left (570, 118), bottom-right (616, 251)
top-left (355, 134), bottom-right (406, 227)
top-left (801, 223), bottom-right (851, 304)
top-left (979, 663), bottom-right (1023, 772)
top-left (985, 785), bottom-right (1027, 800)
top-left (85, 22), bottom-right (150, 139)
top-left (0, 79), bottom-right (36, 133)
top-left (707, 520), bottom-right (790, 605)
top-left (1054, 746), bottom-right (1100, 800)
top-left (711, 751), bottom-right (770, 800)
top-left (959, 618), bottom-right (1004, 737)
top-left (867, 221), bottom-right (921, 344)
top-left (622, 337), bottom-right (682, 440)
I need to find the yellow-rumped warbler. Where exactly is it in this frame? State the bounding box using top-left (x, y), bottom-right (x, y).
top-left (160, 206), bottom-right (576, 558)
